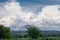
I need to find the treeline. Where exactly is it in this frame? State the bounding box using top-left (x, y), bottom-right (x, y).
top-left (15, 25), bottom-right (41, 39)
top-left (0, 25), bottom-right (60, 39)
top-left (0, 25), bottom-right (41, 39)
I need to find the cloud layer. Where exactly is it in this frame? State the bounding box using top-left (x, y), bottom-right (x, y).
top-left (0, 1), bottom-right (60, 31)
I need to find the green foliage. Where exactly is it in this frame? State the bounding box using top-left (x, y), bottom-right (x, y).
top-left (15, 34), bottom-right (22, 38)
top-left (26, 25), bottom-right (40, 39)
top-left (23, 34), bottom-right (28, 38)
top-left (15, 34), bottom-right (28, 38)
top-left (0, 25), bottom-right (13, 39)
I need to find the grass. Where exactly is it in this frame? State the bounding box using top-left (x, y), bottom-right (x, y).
top-left (1, 37), bottom-right (60, 40)
top-left (17, 37), bottom-right (60, 40)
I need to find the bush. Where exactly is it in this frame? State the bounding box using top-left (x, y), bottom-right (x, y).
top-left (0, 25), bottom-right (13, 39)
top-left (23, 34), bottom-right (28, 38)
top-left (45, 38), bottom-right (48, 40)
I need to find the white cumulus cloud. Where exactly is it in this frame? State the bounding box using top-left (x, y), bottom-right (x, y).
top-left (0, 1), bottom-right (60, 31)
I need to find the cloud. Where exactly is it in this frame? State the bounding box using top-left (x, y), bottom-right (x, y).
top-left (0, 1), bottom-right (23, 18)
top-left (0, 1), bottom-right (36, 30)
top-left (0, 15), bottom-right (16, 26)
top-left (0, 1), bottom-right (60, 31)
top-left (22, 5), bottom-right (43, 13)
top-left (37, 5), bottom-right (60, 30)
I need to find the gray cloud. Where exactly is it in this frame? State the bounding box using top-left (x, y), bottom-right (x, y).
top-left (0, 1), bottom-right (60, 31)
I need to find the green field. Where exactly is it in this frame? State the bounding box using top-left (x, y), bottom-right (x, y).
top-left (0, 37), bottom-right (60, 40)
top-left (16, 37), bottom-right (60, 40)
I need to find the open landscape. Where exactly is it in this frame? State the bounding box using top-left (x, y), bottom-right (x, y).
top-left (0, 0), bottom-right (60, 40)
top-left (1, 37), bottom-right (60, 40)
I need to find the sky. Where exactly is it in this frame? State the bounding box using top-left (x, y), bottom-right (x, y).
top-left (0, 0), bottom-right (60, 31)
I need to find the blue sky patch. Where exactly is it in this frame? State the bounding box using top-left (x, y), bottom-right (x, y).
top-left (0, 0), bottom-right (60, 13)
top-left (18, 0), bottom-right (60, 5)
top-left (0, 0), bottom-right (7, 2)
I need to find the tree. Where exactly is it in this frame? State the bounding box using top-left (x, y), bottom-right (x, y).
top-left (0, 25), bottom-right (13, 39)
top-left (23, 34), bottom-right (28, 38)
top-left (26, 25), bottom-right (40, 39)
